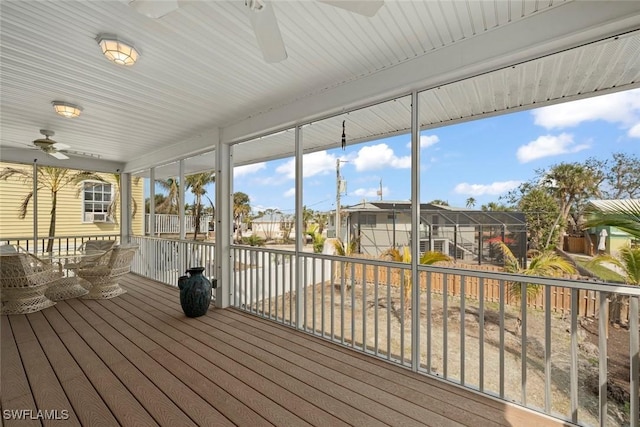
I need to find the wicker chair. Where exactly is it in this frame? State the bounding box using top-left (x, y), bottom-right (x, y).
top-left (1, 250), bottom-right (63, 315)
top-left (78, 239), bottom-right (118, 252)
top-left (75, 245), bottom-right (138, 299)
top-left (65, 239), bottom-right (118, 271)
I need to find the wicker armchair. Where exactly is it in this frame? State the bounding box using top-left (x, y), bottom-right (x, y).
top-left (1, 250), bottom-right (63, 315)
top-left (78, 239), bottom-right (118, 252)
top-left (75, 245), bottom-right (138, 299)
top-left (65, 239), bottom-right (118, 270)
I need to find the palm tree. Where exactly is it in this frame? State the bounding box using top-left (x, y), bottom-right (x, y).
top-left (0, 166), bottom-right (105, 252)
top-left (313, 211), bottom-right (328, 234)
top-left (542, 162), bottom-right (601, 245)
top-left (302, 205), bottom-right (314, 232)
top-left (233, 192), bottom-right (251, 242)
top-left (156, 178), bottom-right (180, 214)
top-left (185, 172), bottom-right (215, 240)
top-left (105, 173), bottom-right (141, 224)
top-left (306, 224), bottom-right (326, 253)
top-left (333, 236), bottom-right (359, 256)
top-left (496, 241), bottom-right (576, 333)
top-left (466, 197), bottom-right (476, 208)
top-left (381, 246), bottom-right (451, 313)
top-left (584, 199), bottom-right (640, 239)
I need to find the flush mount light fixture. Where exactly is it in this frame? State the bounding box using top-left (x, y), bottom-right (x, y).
top-left (52, 101), bottom-right (83, 118)
top-left (96, 34), bottom-right (140, 66)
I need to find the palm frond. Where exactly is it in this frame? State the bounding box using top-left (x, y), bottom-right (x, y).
top-left (19, 192), bottom-right (34, 219)
top-left (495, 241), bottom-right (520, 273)
top-left (0, 167), bottom-right (31, 183)
top-left (419, 251), bottom-right (451, 265)
top-left (380, 247), bottom-right (402, 262)
top-left (584, 199), bottom-right (640, 238)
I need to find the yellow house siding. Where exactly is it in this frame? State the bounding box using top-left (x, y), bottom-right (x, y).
top-left (0, 162), bottom-right (144, 239)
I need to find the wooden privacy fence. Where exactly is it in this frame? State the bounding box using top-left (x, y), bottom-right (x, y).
top-left (335, 258), bottom-right (604, 318)
top-left (564, 234), bottom-right (596, 256)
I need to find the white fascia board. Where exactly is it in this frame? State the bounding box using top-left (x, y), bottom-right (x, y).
top-left (0, 147), bottom-right (125, 173)
top-left (123, 128), bottom-right (220, 174)
top-left (221, 1), bottom-right (640, 144)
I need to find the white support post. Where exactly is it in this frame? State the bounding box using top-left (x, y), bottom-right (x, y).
top-left (120, 171), bottom-right (132, 244)
top-left (149, 167), bottom-right (156, 236)
top-left (179, 159), bottom-right (185, 240)
top-left (215, 137), bottom-right (232, 308)
top-left (32, 160), bottom-right (38, 253)
top-left (410, 90), bottom-right (420, 372)
top-left (295, 126), bottom-right (304, 329)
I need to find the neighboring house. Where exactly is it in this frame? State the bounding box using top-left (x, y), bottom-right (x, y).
top-left (251, 212), bottom-right (295, 241)
top-left (587, 199), bottom-right (639, 255)
top-left (333, 201), bottom-right (527, 265)
top-left (0, 161), bottom-right (144, 239)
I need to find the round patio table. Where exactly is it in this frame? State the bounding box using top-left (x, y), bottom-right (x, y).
top-left (43, 250), bottom-right (105, 301)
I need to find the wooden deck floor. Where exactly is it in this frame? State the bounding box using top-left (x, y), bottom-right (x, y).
top-left (1, 274), bottom-right (569, 427)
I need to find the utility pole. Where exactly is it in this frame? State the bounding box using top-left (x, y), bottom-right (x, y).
top-left (336, 159), bottom-right (347, 240)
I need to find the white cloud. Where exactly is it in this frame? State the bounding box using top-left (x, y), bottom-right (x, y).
top-left (532, 88), bottom-right (640, 129)
top-left (516, 133), bottom-right (589, 163)
top-left (353, 186), bottom-right (388, 198)
top-left (406, 134), bottom-right (440, 149)
top-left (283, 188), bottom-right (295, 198)
top-left (276, 151), bottom-right (337, 179)
top-left (352, 143), bottom-right (411, 171)
top-left (454, 181), bottom-right (521, 196)
top-left (234, 162), bottom-right (266, 178)
top-left (629, 122), bottom-right (640, 138)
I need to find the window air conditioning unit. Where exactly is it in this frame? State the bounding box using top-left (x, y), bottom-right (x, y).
top-left (85, 213), bottom-right (112, 223)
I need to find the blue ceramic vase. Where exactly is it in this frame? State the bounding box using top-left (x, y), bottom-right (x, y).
top-left (178, 267), bottom-right (213, 318)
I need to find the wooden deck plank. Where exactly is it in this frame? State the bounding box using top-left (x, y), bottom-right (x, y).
top-left (40, 307), bottom-right (159, 426)
top-left (2, 273), bottom-right (570, 427)
top-left (1, 316), bottom-right (40, 427)
top-left (121, 282), bottom-right (455, 427)
top-left (8, 315), bottom-right (82, 427)
top-left (25, 311), bottom-right (119, 427)
top-left (118, 283), bottom-right (392, 427)
top-left (68, 298), bottom-right (233, 427)
top-left (55, 300), bottom-right (198, 427)
top-left (110, 287), bottom-right (367, 426)
top-left (89, 297), bottom-right (273, 426)
top-left (106, 295), bottom-right (319, 427)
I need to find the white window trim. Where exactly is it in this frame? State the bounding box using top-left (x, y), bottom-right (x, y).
top-left (81, 180), bottom-right (114, 223)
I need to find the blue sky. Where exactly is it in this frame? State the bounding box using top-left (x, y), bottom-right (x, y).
top-left (194, 88), bottom-right (640, 214)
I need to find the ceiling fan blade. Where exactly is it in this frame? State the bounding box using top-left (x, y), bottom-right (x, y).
top-left (249, 1), bottom-right (287, 63)
top-left (49, 151), bottom-right (69, 160)
top-left (52, 142), bottom-right (71, 150)
top-left (317, 0), bottom-right (384, 17)
top-left (129, 0), bottom-right (179, 19)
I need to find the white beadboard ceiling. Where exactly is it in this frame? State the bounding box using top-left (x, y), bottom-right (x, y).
top-left (1, 0), bottom-right (639, 178)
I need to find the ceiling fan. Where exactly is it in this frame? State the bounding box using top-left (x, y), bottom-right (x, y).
top-left (32, 129), bottom-right (71, 160)
top-left (128, 0), bottom-right (384, 63)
